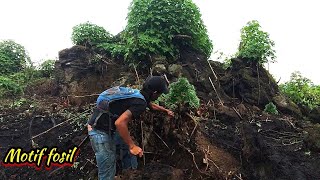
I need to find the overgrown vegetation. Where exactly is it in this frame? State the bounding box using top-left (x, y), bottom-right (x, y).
top-left (97, 42), bottom-right (126, 59)
top-left (264, 102), bottom-right (279, 115)
top-left (0, 40), bottom-right (31, 75)
top-left (0, 76), bottom-right (23, 97)
top-left (71, 22), bottom-right (113, 46)
top-left (124, 0), bottom-right (212, 63)
top-left (0, 56), bottom-right (56, 99)
top-left (39, 59), bottom-right (56, 77)
top-left (69, 1), bottom-right (213, 67)
top-left (157, 77), bottom-right (200, 111)
top-left (237, 20), bottom-right (276, 64)
top-left (280, 71), bottom-right (320, 110)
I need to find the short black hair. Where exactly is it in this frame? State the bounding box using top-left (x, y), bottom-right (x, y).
top-left (142, 76), bottom-right (169, 94)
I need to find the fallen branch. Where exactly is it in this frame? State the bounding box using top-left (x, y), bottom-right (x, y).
top-left (190, 123), bottom-right (198, 139)
top-left (207, 59), bottom-right (218, 80)
top-left (154, 131), bottom-right (170, 149)
top-left (232, 107), bottom-right (243, 120)
top-left (203, 146), bottom-right (223, 173)
top-left (31, 109), bottom-right (92, 140)
top-left (141, 121), bottom-right (146, 165)
top-left (235, 173), bottom-right (244, 180)
top-left (78, 135), bottom-right (89, 148)
top-left (186, 112), bottom-right (199, 138)
top-left (133, 65), bottom-right (141, 89)
top-left (178, 142), bottom-right (202, 173)
top-left (282, 139), bottom-right (303, 146)
top-left (209, 77), bottom-right (223, 106)
top-left (207, 158), bottom-right (223, 173)
top-left (48, 135), bottom-right (90, 176)
top-left (204, 146), bottom-right (209, 171)
top-left (144, 151), bottom-right (161, 155)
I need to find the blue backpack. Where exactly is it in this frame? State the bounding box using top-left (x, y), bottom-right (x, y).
top-left (97, 86), bottom-right (146, 109)
top-left (91, 86), bottom-right (146, 129)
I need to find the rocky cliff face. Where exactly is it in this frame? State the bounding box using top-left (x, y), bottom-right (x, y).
top-left (39, 45), bottom-right (320, 179)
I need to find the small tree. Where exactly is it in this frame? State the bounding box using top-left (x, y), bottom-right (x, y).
top-left (157, 77), bottom-right (200, 111)
top-left (71, 22), bottom-right (112, 46)
top-left (0, 76), bottom-right (23, 98)
top-left (237, 20), bottom-right (276, 64)
top-left (124, 0), bottom-right (212, 62)
top-left (39, 59), bottom-right (56, 77)
top-left (264, 102), bottom-right (279, 115)
top-left (0, 40), bottom-right (31, 75)
top-left (280, 71), bottom-right (320, 109)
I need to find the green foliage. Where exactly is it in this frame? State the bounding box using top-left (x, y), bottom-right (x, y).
top-left (0, 76), bottom-right (23, 97)
top-left (156, 77), bottom-right (200, 111)
top-left (124, 0), bottom-right (212, 62)
top-left (71, 22), bottom-right (112, 46)
top-left (264, 102), bottom-right (279, 115)
top-left (213, 50), bottom-right (233, 70)
top-left (97, 42), bottom-right (127, 58)
top-left (280, 71), bottom-right (320, 109)
top-left (10, 98), bottom-right (29, 108)
top-left (39, 59), bottom-right (55, 77)
top-left (0, 40), bottom-right (31, 75)
top-left (237, 20), bottom-right (276, 64)
top-left (0, 65), bottom-right (51, 99)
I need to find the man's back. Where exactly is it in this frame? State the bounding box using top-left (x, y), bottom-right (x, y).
top-left (94, 98), bottom-right (147, 133)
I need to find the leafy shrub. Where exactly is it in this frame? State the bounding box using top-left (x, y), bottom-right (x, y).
top-left (97, 42), bottom-right (127, 58)
top-left (0, 40), bottom-right (31, 75)
top-left (124, 0), bottom-right (212, 62)
top-left (39, 59), bottom-right (55, 77)
top-left (264, 102), bottom-right (279, 115)
top-left (71, 22), bottom-right (112, 46)
top-left (280, 71), bottom-right (320, 109)
top-left (237, 20), bottom-right (276, 64)
top-left (157, 77), bottom-right (200, 111)
top-left (0, 76), bottom-right (23, 97)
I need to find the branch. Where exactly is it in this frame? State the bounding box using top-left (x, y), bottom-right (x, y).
top-left (141, 121), bottom-right (146, 166)
top-left (232, 107), bottom-right (243, 120)
top-left (209, 77), bottom-right (224, 106)
top-left (174, 35), bottom-right (192, 39)
top-left (154, 132), bottom-right (170, 149)
top-left (207, 59), bottom-right (218, 80)
top-left (31, 109), bottom-right (92, 139)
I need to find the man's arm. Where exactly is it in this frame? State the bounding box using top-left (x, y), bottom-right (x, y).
top-left (114, 110), bottom-right (143, 157)
top-left (149, 103), bottom-right (174, 117)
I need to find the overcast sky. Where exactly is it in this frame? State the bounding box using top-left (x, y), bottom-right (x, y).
top-left (0, 0), bottom-right (319, 84)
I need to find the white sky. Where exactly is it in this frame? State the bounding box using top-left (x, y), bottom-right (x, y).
top-left (0, 0), bottom-right (319, 84)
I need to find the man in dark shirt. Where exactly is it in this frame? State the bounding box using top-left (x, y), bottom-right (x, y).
top-left (87, 76), bottom-right (174, 180)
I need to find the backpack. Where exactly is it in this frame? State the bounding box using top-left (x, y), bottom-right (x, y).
top-left (96, 86), bottom-right (146, 110)
top-left (91, 86), bottom-right (146, 132)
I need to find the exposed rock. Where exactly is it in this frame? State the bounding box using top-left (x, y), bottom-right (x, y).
top-left (220, 58), bottom-right (278, 107)
top-left (309, 107), bottom-right (320, 123)
top-left (273, 94), bottom-right (302, 117)
top-left (152, 64), bottom-right (167, 75)
top-left (168, 64), bottom-right (182, 77)
top-left (55, 45), bottom-right (135, 105)
top-left (305, 124), bottom-right (320, 151)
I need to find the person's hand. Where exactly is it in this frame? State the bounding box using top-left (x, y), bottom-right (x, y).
top-left (166, 110), bottom-right (174, 118)
top-left (87, 124), bottom-right (93, 132)
top-left (130, 145), bottom-right (143, 157)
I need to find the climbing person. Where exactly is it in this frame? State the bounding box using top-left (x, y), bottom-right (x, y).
top-left (87, 75), bottom-right (174, 180)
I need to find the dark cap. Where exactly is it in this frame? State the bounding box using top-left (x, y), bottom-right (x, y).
top-left (143, 76), bottom-right (169, 94)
